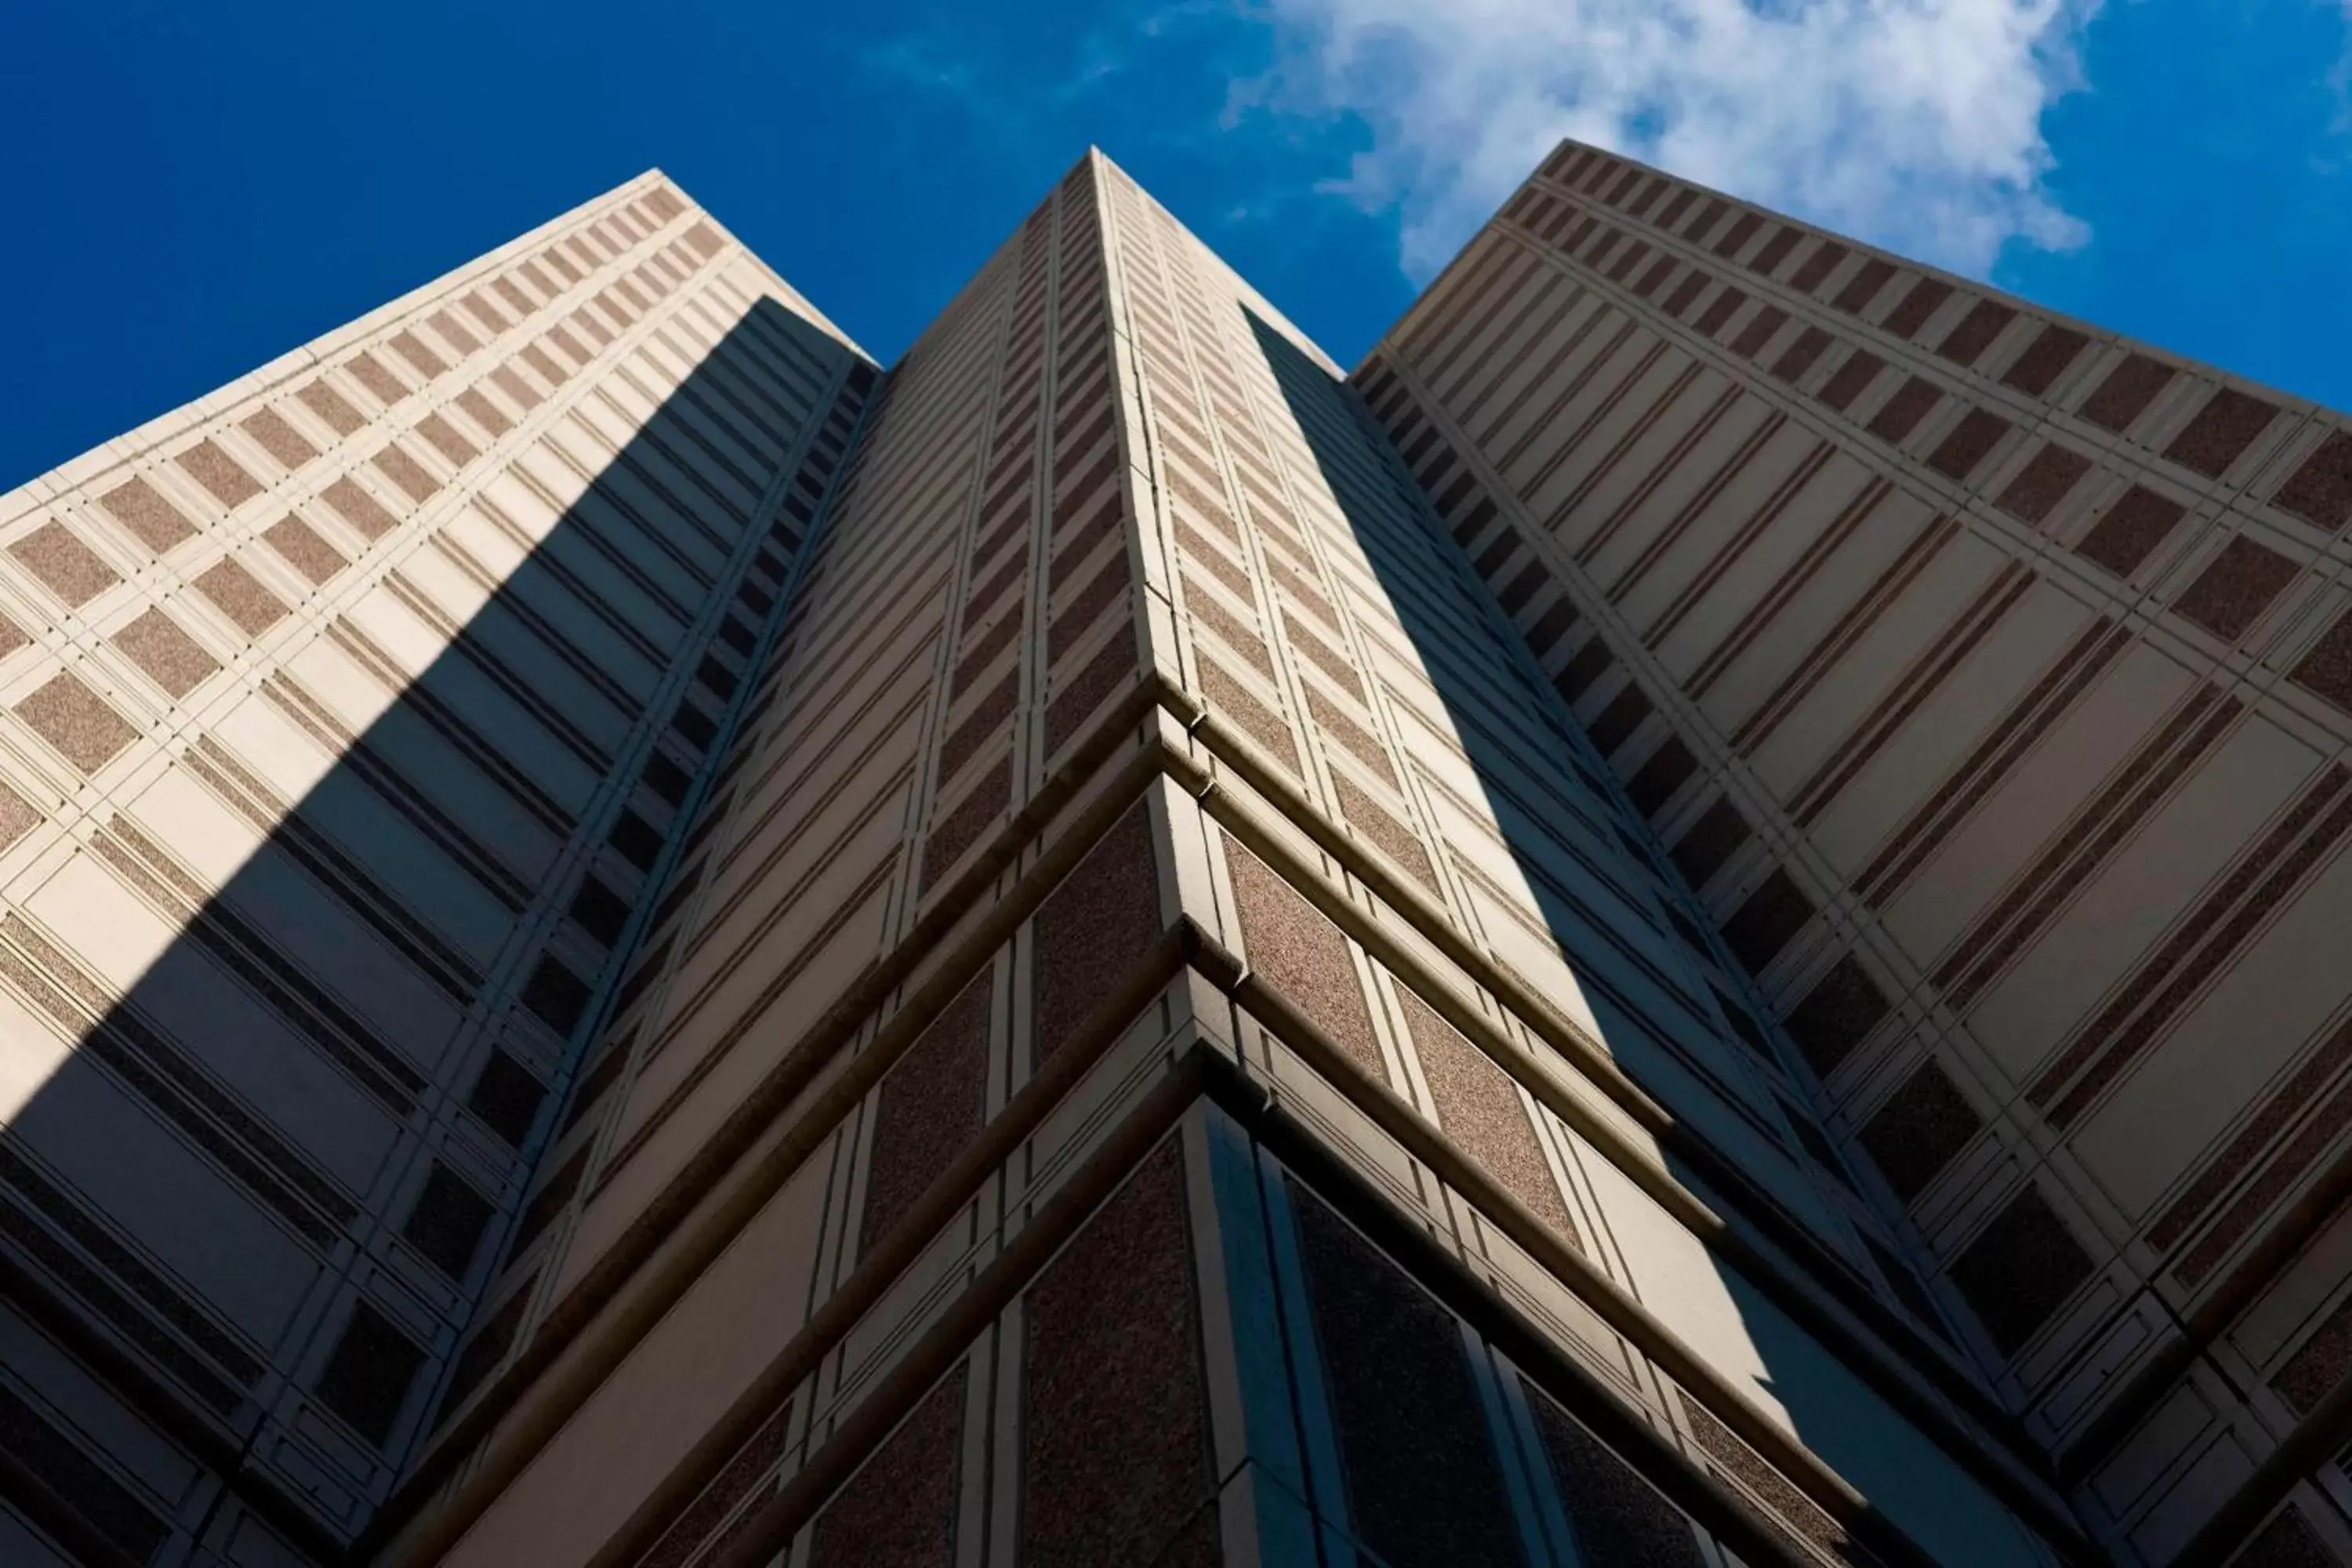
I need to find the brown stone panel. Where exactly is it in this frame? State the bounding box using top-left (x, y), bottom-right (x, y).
top-left (345, 350), bottom-right (408, 406)
top-left (1721, 869), bottom-right (1815, 972)
top-left (1925, 408), bottom-right (2011, 481)
top-left (1994, 444), bottom-right (2092, 524)
top-left (263, 516), bottom-right (348, 586)
top-left (1817, 349), bottom-right (1886, 412)
top-left (1031, 803), bottom-right (1160, 1065)
top-left (1185, 586), bottom-right (1272, 678)
top-left (319, 477), bottom-right (398, 541)
top-left (2271, 430), bottom-right (2352, 532)
top-left (194, 559), bottom-right (289, 637)
top-left (859, 978), bottom-right (991, 1254)
top-left (939, 669), bottom-right (1017, 782)
top-left (1857, 1058), bottom-right (1983, 1206)
top-left (1670, 796), bottom-right (1753, 888)
top-left (2075, 485), bottom-right (2188, 577)
top-left (1866, 376), bottom-right (1942, 443)
top-left (2000, 324), bottom-right (2090, 397)
top-left (1832, 258), bottom-right (1896, 314)
top-left (1881, 278), bottom-right (1953, 340)
top-left (372, 442), bottom-right (443, 503)
top-left (294, 379), bottom-right (365, 436)
top-left (1769, 327), bottom-right (1833, 386)
top-left (387, 330), bottom-right (448, 378)
top-left (2165, 387), bottom-right (2281, 478)
top-left (1399, 987), bottom-right (1581, 1249)
top-left (2291, 607), bottom-right (2352, 713)
top-left (1947, 1185), bottom-right (2095, 1357)
top-left (96, 477), bottom-right (198, 554)
top-left (1290, 1185), bottom-right (1524, 1568)
top-left (2230, 1506), bottom-right (2339, 1568)
top-left (1782, 954), bottom-right (1890, 1076)
top-left (920, 756), bottom-right (1010, 891)
top-left (1934, 300), bottom-right (2016, 368)
top-left (1199, 657), bottom-right (1298, 775)
top-left (414, 412), bottom-right (480, 467)
top-left (113, 609), bottom-right (219, 699)
top-left (16, 672), bottom-right (136, 772)
top-left (1043, 633), bottom-right (1135, 755)
top-left (2079, 354), bottom-right (2176, 434)
top-left (1226, 840), bottom-right (1383, 1073)
top-left (1627, 737), bottom-right (1699, 818)
top-left (1331, 775), bottom-right (1436, 892)
top-left (1306, 690), bottom-right (1397, 789)
top-left (1525, 1381), bottom-right (1705, 1568)
top-left (810, 1366), bottom-right (967, 1568)
top-left (0, 782), bottom-right (37, 851)
top-left (2172, 535), bottom-right (2299, 641)
top-left (241, 407), bottom-right (318, 469)
top-left (174, 439), bottom-right (264, 507)
top-left (1730, 305), bottom-right (1789, 360)
top-left (455, 387), bottom-right (513, 438)
top-left (1020, 1143), bottom-right (1218, 1567)
top-left (1788, 241), bottom-right (1849, 296)
top-left (11, 521), bottom-right (122, 607)
top-left (1585, 681), bottom-right (1652, 757)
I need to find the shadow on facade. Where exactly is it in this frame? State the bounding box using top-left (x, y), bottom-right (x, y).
top-left (0, 297), bottom-right (868, 1565)
top-left (1235, 309), bottom-right (2037, 1566)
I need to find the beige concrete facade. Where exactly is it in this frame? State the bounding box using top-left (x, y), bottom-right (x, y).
top-left (2, 140), bottom-right (2343, 1568)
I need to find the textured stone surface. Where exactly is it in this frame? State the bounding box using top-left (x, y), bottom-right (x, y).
top-left (1994, 444), bottom-right (2092, 524)
top-left (96, 477), bottom-right (198, 553)
top-left (2165, 388), bottom-right (2280, 478)
top-left (1722, 869), bottom-right (1816, 971)
top-left (1032, 803), bottom-right (1160, 1063)
top-left (15, 673), bottom-right (136, 772)
top-left (860, 976), bottom-right (990, 1252)
top-left (1782, 955), bottom-right (1891, 1076)
top-left (1290, 1183), bottom-right (1524, 1568)
top-left (1022, 1143), bottom-right (1217, 1566)
top-left (1400, 987), bottom-right (1581, 1249)
top-left (1227, 839), bottom-right (1383, 1073)
top-left (240, 406), bottom-right (318, 469)
top-left (262, 515), bottom-right (348, 586)
top-left (2079, 354), bottom-right (2173, 433)
top-left (112, 608), bottom-right (219, 699)
top-left (194, 558), bottom-right (288, 637)
top-left (811, 1364), bottom-right (966, 1568)
top-left (11, 521), bottom-right (121, 607)
top-left (2272, 1294), bottom-right (2352, 1417)
top-left (1858, 1058), bottom-right (1984, 1206)
top-left (2075, 485), bottom-right (2188, 578)
top-left (2001, 325), bottom-right (2089, 397)
top-left (320, 476), bottom-right (398, 540)
top-left (173, 438), bottom-right (263, 507)
top-left (2273, 431), bottom-right (2352, 532)
top-left (1947, 1185), bottom-right (2095, 1357)
top-left (1524, 1382), bottom-right (1704, 1568)
top-left (2173, 535), bottom-right (2299, 641)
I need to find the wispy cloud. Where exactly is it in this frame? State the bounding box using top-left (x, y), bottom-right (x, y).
top-left (1234, 0), bottom-right (2107, 282)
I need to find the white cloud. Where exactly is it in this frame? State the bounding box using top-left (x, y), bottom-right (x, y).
top-left (1240, 0), bottom-right (2105, 281)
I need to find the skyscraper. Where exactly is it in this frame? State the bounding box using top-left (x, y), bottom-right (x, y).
top-left (1, 140), bottom-right (2346, 1568)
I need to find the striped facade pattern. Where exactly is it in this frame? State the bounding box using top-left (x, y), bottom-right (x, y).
top-left (1359, 136), bottom-right (2352, 1563)
top-left (5, 140), bottom-right (2343, 1568)
top-left (0, 176), bottom-right (871, 1563)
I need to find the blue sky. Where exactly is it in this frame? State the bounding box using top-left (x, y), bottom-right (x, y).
top-left (5, 0), bottom-right (2350, 490)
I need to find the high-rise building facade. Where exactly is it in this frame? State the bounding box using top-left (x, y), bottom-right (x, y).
top-left (1, 141), bottom-right (2347, 1568)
